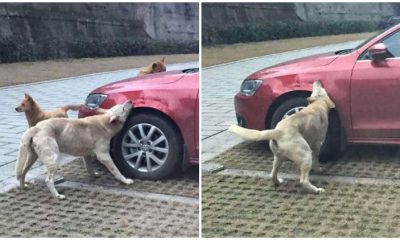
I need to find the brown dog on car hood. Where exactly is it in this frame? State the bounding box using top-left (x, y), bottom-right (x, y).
top-left (138, 57), bottom-right (166, 76)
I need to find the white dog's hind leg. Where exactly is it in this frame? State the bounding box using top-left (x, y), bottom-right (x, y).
top-left (20, 151), bottom-right (38, 189)
top-left (42, 154), bottom-right (65, 199)
top-left (270, 155), bottom-right (284, 186)
top-left (311, 143), bottom-right (323, 173)
top-left (34, 137), bottom-right (65, 199)
top-left (83, 155), bottom-right (100, 177)
top-left (96, 153), bottom-right (133, 185)
top-left (299, 158), bottom-right (325, 193)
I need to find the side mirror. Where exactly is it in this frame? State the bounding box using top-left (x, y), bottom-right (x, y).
top-left (368, 43), bottom-right (389, 62)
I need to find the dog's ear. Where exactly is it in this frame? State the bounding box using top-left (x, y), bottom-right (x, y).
top-left (152, 63), bottom-right (158, 70)
top-left (24, 93), bottom-right (32, 101)
top-left (307, 96), bottom-right (317, 104)
top-left (94, 108), bottom-right (107, 114)
top-left (109, 115), bottom-right (120, 125)
top-left (326, 99), bottom-right (336, 108)
top-left (160, 57), bottom-right (165, 63)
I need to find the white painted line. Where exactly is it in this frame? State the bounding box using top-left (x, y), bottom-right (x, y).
top-left (57, 180), bottom-right (199, 206)
top-left (218, 168), bottom-right (400, 186)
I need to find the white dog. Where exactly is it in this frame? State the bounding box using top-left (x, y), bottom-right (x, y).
top-left (229, 81), bottom-right (335, 193)
top-left (16, 100), bottom-right (133, 199)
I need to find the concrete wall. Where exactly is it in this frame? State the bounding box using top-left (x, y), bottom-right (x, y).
top-left (0, 3), bottom-right (198, 45)
top-left (202, 3), bottom-right (300, 27)
top-left (202, 2), bottom-right (400, 27)
top-left (295, 3), bottom-right (397, 22)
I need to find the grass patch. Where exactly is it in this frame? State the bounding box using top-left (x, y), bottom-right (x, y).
top-left (0, 53), bottom-right (198, 87)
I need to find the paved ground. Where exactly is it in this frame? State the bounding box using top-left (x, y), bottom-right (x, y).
top-left (201, 40), bottom-right (362, 162)
top-left (0, 62), bottom-right (199, 237)
top-left (202, 141), bottom-right (400, 237)
top-left (0, 61), bottom-right (197, 189)
top-left (201, 40), bottom-right (400, 237)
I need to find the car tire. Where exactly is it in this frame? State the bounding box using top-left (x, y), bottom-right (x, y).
top-left (270, 97), bottom-right (341, 162)
top-left (111, 112), bottom-right (183, 180)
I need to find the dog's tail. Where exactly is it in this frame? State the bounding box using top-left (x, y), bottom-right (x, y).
top-left (61, 104), bottom-right (82, 112)
top-left (16, 127), bottom-right (38, 181)
top-left (228, 125), bottom-right (283, 141)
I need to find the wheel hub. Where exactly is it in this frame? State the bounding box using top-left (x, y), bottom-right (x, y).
top-left (140, 142), bottom-right (150, 152)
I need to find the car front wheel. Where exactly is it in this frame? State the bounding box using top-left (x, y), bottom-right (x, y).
top-left (270, 97), bottom-right (341, 161)
top-left (112, 112), bottom-right (183, 180)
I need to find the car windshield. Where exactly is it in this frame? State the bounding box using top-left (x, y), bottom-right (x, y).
top-left (353, 27), bottom-right (392, 50)
top-left (334, 29), bottom-right (389, 55)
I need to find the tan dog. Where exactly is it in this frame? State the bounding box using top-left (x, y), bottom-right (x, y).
top-left (229, 80), bottom-right (335, 193)
top-left (15, 93), bottom-right (82, 127)
top-left (138, 57), bottom-right (166, 76)
top-left (16, 101), bottom-right (134, 199)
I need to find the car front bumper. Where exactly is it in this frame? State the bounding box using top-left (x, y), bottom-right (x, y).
top-left (233, 87), bottom-right (274, 130)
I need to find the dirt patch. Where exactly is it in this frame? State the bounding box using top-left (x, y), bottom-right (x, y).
top-left (0, 185), bottom-right (198, 237)
top-left (210, 141), bottom-right (400, 179)
top-left (202, 32), bottom-right (375, 67)
top-left (202, 174), bottom-right (400, 237)
top-left (0, 54), bottom-right (198, 87)
top-left (58, 158), bottom-right (199, 198)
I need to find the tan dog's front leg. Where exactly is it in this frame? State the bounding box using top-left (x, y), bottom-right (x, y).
top-left (83, 156), bottom-right (100, 177)
top-left (96, 153), bottom-right (133, 184)
top-left (311, 144), bottom-right (323, 173)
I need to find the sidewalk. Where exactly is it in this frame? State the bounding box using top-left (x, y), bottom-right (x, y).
top-left (201, 40), bottom-right (362, 162)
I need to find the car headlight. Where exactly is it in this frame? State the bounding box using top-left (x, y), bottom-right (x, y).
top-left (85, 94), bottom-right (108, 109)
top-left (240, 80), bottom-right (262, 96)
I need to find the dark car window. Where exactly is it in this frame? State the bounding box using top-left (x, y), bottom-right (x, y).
top-left (382, 30), bottom-right (400, 57)
top-left (359, 30), bottom-right (400, 60)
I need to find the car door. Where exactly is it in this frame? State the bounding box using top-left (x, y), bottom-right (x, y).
top-left (351, 30), bottom-right (400, 139)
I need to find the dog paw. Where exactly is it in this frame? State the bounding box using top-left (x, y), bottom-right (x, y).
top-left (316, 188), bottom-right (325, 193)
top-left (124, 179), bottom-right (134, 185)
top-left (311, 167), bottom-right (324, 173)
top-left (89, 171), bottom-right (100, 177)
top-left (24, 182), bottom-right (34, 188)
top-left (272, 177), bottom-right (283, 186)
top-left (57, 194), bottom-right (66, 200)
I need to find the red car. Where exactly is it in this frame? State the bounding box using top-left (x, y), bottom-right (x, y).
top-left (235, 23), bottom-right (400, 160)
top-left (79, 68), bottom-right (199, 180)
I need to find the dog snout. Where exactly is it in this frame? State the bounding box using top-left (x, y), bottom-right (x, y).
top-left (15, 107), bottom-right (19, 112)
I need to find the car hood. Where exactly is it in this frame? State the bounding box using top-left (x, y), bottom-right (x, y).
top-left (92, 70), bottom-right (185, 94)
top-left (246, 52), bottom-right (338, 79)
